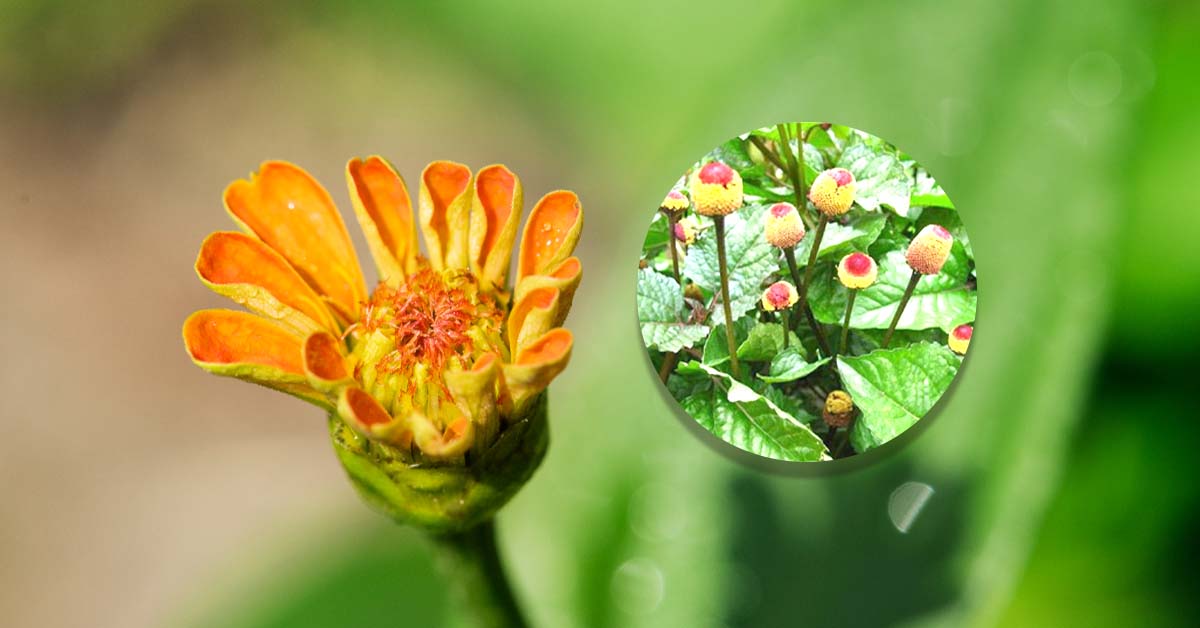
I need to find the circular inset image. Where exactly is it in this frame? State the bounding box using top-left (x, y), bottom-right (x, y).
top-left (637, 123), bottom-right (976, 463)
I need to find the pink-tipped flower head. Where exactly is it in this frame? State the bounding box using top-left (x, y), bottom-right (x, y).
top-left (673, 215), bottom-right (701, 245)
top-left (689, 161), bottom-right (744, 217)
top-left (761, 280), bottom-right (799, 312)
top-left (764, 202), bottom-right (806, 248)
top-left (837, 252), bottom-right (878, 290)
top-left (660, 190), bottom-right (689, 214)
top-left (906, 224), bottom-right (954, 275)
top-left (808, 167), bottom-right (856, 217)
top-left (949, 323), bottom-right (972, 354)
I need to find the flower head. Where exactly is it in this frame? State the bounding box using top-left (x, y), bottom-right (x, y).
top-left (764, 202), bottom-right (806, 248)
top-left (660, 190), bottom-right (689, 214)
top-left (949, 323), bottom-right (972, 354)
top-left (183, 158), bottom-right (582, 530)
top-left (689, 161), bottom-right (743, 217)
top-left (674, 215), bottom-right (701, 245)
top-left (906, 224), bottom-right (954, 275)
top-left (761, 281), bottom-right (799, 312)
top-left (823, 390), bottom-right (855, 428)
top-left (808, 167), bottom-right (856, 216)
top-left (837, 252), bottom-right (878, 290)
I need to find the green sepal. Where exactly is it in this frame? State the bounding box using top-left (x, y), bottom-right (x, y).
top-left (328, 393), bottom-right (549, 533)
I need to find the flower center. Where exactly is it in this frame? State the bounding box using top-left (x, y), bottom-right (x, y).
top-left (770, 202), bottom-right (795, 217)
top-left (353, 266), bottom-right (504, 416)
top-left (698, 161), bottom-right (735, 185)
top-left (831, 168), bottom-right (853, 186)
top-left (844, 252), bottom-right (873, 276)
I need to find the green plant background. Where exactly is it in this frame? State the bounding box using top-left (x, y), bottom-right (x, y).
top-left (1, 1), bottom-right (1197, 627)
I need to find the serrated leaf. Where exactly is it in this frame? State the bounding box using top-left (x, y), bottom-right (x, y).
top-left (683, 204), bottom-right (779, 325)
top-left (792, 211), bottom-right (887, 266)
top-left (637, 269), bottom-right (710, 352)
top-left (808, 243), bottom-right (976, 332)
top-left (736, 322), bottom-right (799, 361)
top-left (836, 342), bottom-right (961, 452)
top-left (910, 167), bottom-right (955, 209)
top-left (702, 318), bottom-right (755, 367)
top-left (757, 349), bottom-right (830, 383)
top-left (642, 213), bottom-right (670, 253)
top-left (836, 138), bottom-right (912, 217)
top-left (681, 363), bottom-right (828, 462)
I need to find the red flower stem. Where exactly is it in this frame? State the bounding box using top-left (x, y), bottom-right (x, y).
top-left (839, 289), bottom-right (858, 358)
top-left (882, 270), bottom-right (921, 348)
top-left (665, 211), bottom-right (682, 287)
top-left (713, 215), bottom-right (742, 379)
top-left (793, 216), bottom-right (833, 358)
top-left (782, 247), bottom-right (824, 361)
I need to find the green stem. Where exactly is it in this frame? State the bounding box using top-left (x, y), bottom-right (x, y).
top-left (792, 216), bottom-right (833, 358)
top-left (839, 289), bottom-right (858, 357)
top-left (882, 270), bottom-right (921, 348)
top-left (747, 134), bottom-right (789, 174)
top-left (781, 247), bottom-right (827, 361)
top-left (776, 123), bottom-right (814, 230)
top-left (713, 215), bottom-right (741, 379)
top-left (781, 308), bottom-right (790, 348)
top-left (658, 351), bottom-right (679, 384)
top-left (432, 520), bottom-right (529, 628)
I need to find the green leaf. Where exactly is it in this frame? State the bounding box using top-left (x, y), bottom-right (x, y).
top-left (836, 342), bottom-right (961, 452)
top-left (683, 204), bottom-right (779, 325)
top-left (642, 212), bottom-right (670, 253)
top-left (836, 138), bottom-right (912, 217)
top-left (910, 167), bottom-right (955, 208)
top-left (757, 349), bottom-right (831, 383)
top-left (808, 242), bottom-right (976, 332)
top-left (681, 363), bottom-right (828, 462)
top-left (736, 322), bottom-right (795, 361)
top-left (702, 318), bottom-right (754, 367)
top-left (637, 269), bottom-right (709, 352)
top-left (792, 211), bottom-right (887, 266)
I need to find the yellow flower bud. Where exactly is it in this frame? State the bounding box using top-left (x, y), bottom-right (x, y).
top-left (660, 190), bottom-right (689, 214)
top-left (764, 202), bottom-right (806, 248)
top-left (761, 281), bottom-right (799, 312)
top-left (906, 224), bottom-right (954, 275)
top-left (949, 323), bottom-right (972, 354)
top-left (837, 252), bottom-right (878, 290)
top-left (823, 390), bottom-right (855, 428)
top-left (689, 161), bottom-right (743, 217)
top-left (808, 168), bottom-right (856, 216)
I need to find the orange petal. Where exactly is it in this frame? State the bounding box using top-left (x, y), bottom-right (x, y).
top-left (513, 256), bottom-right (582, 328)
top-left (303, 331), bottom-right (351, 392)
top-left (445, 352), bottom-right (501, 452)
top-left (196, 231), bottom-right (338, 337)
top-left (506, 287), bottom-right (560, 353)
top-left (469, 164), bottom-right (522, 292)
top-left (183, 309), bottom-right (327, 408)
top-left (501, 328), bottom-right (573, 409)
top-left (338, 386), bottom-right (410, 446)
top-left (346, 156), bottom-right (418, 283)
top-left (411, 412), bottom-right (475, 460)
top-left (517, 191), bottom-right (582, 281)
top-left (419, 161), bottom-right (472, 271)
top-left (224, 161), bottom-right (365, 322)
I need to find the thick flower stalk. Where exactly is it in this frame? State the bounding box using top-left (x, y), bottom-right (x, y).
top-left (183, 158), bottom-right (583, 533)
top-left (836, 252), bottom-right (878, 355)
top-left (659, 190), bottom-right (689, 284)
top-left (949, 323), bottom-right (973, 355)
top-left (823, 389), bottom-right (856, 454)
top-left (883, 224), bottom-right (953, 348)
top-left (691, 160), bottom-right (744, 378)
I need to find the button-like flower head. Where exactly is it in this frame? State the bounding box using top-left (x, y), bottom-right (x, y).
top-left (660, 190), bottom-right (689, 214)
top-left (808, 167), bottom-right (856, 217)
top-left (689, 161), bottom-right (743, 217)
top-left (183, 159), bottom-right (582, 531)
top-left (674, 215), bottom-right (701, 245)
top-left (949, 323), bottom-right (972, 354)
top-left (837, 252), bottom-right (878, 290)
top-left (823, 390), bottom-right (855, 428)
top-left (761, 280), bottom-right (799, 312)
top-left (906, 224), bottom-right (954, 275)
top-left (764, 202), bottom-right (806, 248)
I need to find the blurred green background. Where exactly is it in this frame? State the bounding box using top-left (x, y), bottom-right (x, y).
top-left (2, 1), bottom-right (1197, 626)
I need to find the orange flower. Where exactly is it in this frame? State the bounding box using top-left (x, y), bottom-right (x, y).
top-left (183, 159), bottom-right (582, 465)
